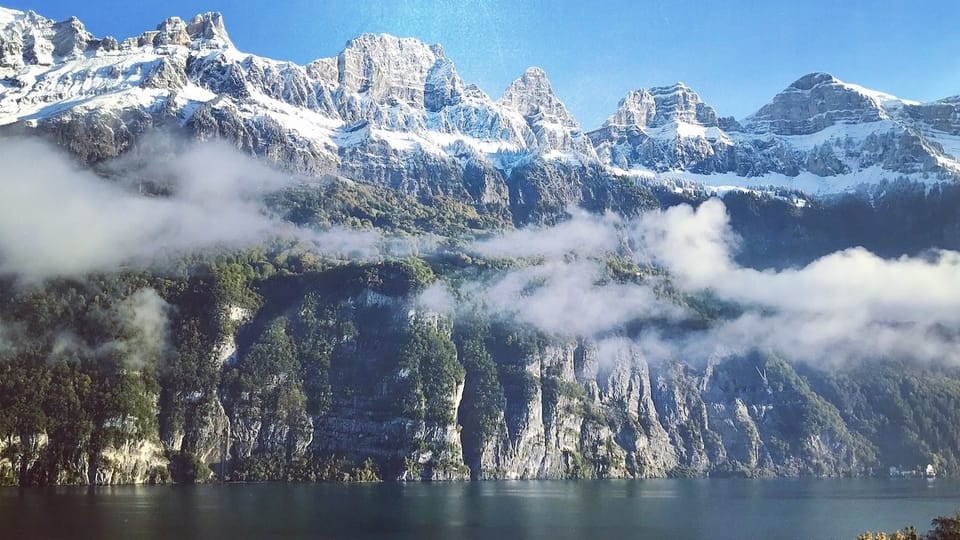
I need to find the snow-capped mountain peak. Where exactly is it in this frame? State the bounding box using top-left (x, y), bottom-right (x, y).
top-left (496, 66), bottom-right (597, 163)
top-left (744, 72), bottom-right (919, 135)
top-left (646, 82), bottom-right (718, 128)
top-left (779, 72), bottom-right (917, 112)
top-left (120, 12), bottom-right (233, 51)
top-left (499, 67), bottom-right (577, 126)
top-left (590, 70), bottom-right (960, 193)
top-left (0, 5), bottom-right (959, 203)
top-left (336, 33), bottom-right (444, 107)
top-left (604, 89), bottom-right (656, 128)
top-left (604, 82), bottom-right (719, 130)
top-left (0, 8), bottom-right (97, 67)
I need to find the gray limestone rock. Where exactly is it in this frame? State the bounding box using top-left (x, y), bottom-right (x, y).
top-left (746, 72), bottom-right (886, 136)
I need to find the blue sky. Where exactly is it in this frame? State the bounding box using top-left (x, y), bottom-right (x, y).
top-left (11, 1), bottom-right (960, 128)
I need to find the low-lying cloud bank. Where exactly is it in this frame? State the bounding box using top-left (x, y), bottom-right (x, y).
top-left (637, 200), bottom-right (960, 365)
top-left (3, 137), bottom-right (957, 366)
top-left (0, 138), bottom-right (389, 280)
top-left (436, 199), bottom-right (960, 366)
top-left (0, 138), bottom-right (276, 278)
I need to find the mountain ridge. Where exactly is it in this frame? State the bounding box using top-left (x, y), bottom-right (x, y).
top-left (1, 5), bottom-right (959, 205)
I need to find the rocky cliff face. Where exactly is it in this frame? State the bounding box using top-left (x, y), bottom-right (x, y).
top-left (746, 72), bottom-right (891, 136)
top-left (0, 422), bottom-right (168, 485)
top-left (160, 280), bottom-right (875, 482)
top-left (3, 254), bottom-right (959, 486)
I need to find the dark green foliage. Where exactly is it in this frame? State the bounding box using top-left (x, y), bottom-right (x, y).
top-left (224, 318), bottom-right (299, 405)
top-left (455, 327), bottom-right (506, 474)
top-left (713, 353), bottom-right (876, 473)
top-left (158, 274), bottom-right (223, 454)
top-left (541, 368), bottom-right (584, 423)
top-left (722, 180), bottom-right (960, 268)
top-left (652, 179), bottom-right (960, 268)
top-left (363, 258), bottom-right (436, 296)
top-left (231, 452), bottom-right (381, 483)
top-left (928, 512), bottom-right (960, 540)
top-left (803, 362), bottom-right (960, 476)
top-left (167, 450), bottom-right (211, 484)
top-left (457, 337), bottom-right (504, 441)
top-left (4, 174), bottom-right (960, 488)
top-left (540, 371), bottom-right (563, 426)
top-left (859, 510), bottom-right (960, 540)
top-left (222, 318), bottom-right (309, 466)
top-left (481, 324), bottom-right (545, 442)
top-left (268, 179), bottom-right (509, 236)
top-left (579, 169), bottom-right (661, 218)
top-left (292, 294), bottom-right (334, 416)
top-left (83, 352), bottom-right (158, 477)
top-left (395, 319), bottom-right (464, 424)
top-left (0, 276), bottom-right (163, 485)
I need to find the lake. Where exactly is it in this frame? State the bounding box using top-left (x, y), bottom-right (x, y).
top-left (2, 479), bottom-right (958, 539)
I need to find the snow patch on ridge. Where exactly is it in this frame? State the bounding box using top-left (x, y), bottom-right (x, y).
top-left (837, 80), bottom-right (920, 111)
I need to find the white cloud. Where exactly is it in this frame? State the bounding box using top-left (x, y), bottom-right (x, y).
top-left (0, 138), bottom-right (280, 279)
top-left (117, 288), bottom-right (171, 369)
top-left (471, 209), bottom-right (622, 260)
top-left (634, 200), bottom-right (960, 364)
top-left (439, 198), bottom-right (960, 365)
top-left (461, 259), bottom-right (683, 337)
top-left (0, 138), bottom-right (394, 280)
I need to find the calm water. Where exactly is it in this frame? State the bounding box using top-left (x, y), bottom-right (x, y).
top-left (1, 479), bottom-right (958, 540)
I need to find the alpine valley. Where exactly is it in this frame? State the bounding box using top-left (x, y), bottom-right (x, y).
top-left (2, 7), bottom-right (960, 486)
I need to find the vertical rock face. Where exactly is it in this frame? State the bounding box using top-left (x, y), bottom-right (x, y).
top-left (644, 83), bottom-right (719, 128)
top-left (458, 331), bottom-right (870, 479)
top-left (193, 279), bottom-right (874, 481)
top-left (50, 17), bottom-right (95, 59)
top-left (0, 422), bottom-right (168, 486)
top-left (498, 67), bottom-right (598, 162)
top-left (599, 83), bottom-right (720, 132)
top-left (0, 10), bottom-right (94, 69)
top-left (118, 276), bottom-right (874, 480)
top-left (424, 58), bottom-right (463, 112)
top-left (153, 17), bottom-right (191, 47)
top-left (1, 264), bottom-right (957, 487)
top-left (475, 341), bottom-right (578, 479)
top-left (605, 89), bottom-right (657, 128)
top-left (903, 97), bottom-right (960, 135)
top-left (500, 67), bottom-right (578, 128)
top-left (98, 439), bottom-right (168, 484)
top-left (745, 72), bottom-right (889, 135)
top-left (185, 12), bottom-right (232, 49)
top-left (337, 33), bottom-right (443, 111)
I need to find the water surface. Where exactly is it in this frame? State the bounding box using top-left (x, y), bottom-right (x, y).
top-left (2, 479), bottom-right (958, 539)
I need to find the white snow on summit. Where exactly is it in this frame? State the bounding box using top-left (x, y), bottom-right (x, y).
top-left (0, 7), bottom-right (958, 197)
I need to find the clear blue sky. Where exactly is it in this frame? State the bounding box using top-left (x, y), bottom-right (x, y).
top-left (11, 1), bottom-right (960, 128)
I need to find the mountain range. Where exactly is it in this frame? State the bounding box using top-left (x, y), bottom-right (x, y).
top-left (1, 6), bottom-right (959, 212)
top-left (2, 7), bottom-right (960, 487)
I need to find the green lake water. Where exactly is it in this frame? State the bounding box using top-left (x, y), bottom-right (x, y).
top-left (2, 478), bottom-right (958, 539)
